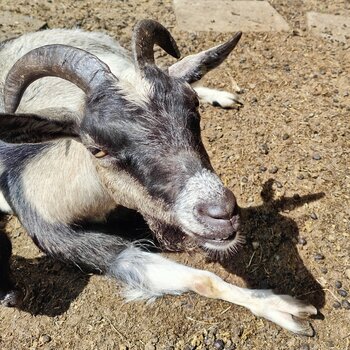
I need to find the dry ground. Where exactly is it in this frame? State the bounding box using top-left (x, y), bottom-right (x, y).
top-left (0, 0), bottom-right (349, 349)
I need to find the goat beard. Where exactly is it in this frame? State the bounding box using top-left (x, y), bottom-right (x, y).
top-left (144, 216), bottom-right (197, 252)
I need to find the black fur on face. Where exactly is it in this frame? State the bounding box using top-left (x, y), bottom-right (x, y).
top-left (81, 68), bottom-right (212, 205)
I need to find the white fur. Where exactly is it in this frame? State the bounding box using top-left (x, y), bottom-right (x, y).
top-left (194, 86), bottom-right (242, 108)
top-left (174, 169), bottom-right (225, 235)
top-left (0, 191), bottom-right (12, 214)
top-left (0, 163), bottom-right (12, 214)
top-left (114, 247), bottom-right (316, 336)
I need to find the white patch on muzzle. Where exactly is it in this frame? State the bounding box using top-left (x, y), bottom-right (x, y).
top-left (174, 169), bottom-right (244, 254)
top-left (174, 169), bottom-right (226, 236)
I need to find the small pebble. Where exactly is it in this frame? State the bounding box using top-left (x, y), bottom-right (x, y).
top-left (300, 344), bottom-right (310, 350)
top-left (341, 300), bottom-right (350, 310)
top-left (314, 253), bottom-right (325, 261)
top-left (312, 153), bottom-right (321, 160)
top-left (234, 327), bottom-right (244, 338)
top-left (40, 335), bottom-right (51, 344)
top-left (297, 173), bottom-right (305, 180)
top-left (310, 212), bottom-right (318, 220)
top-left (338, 289), bottom-right (348, 297)
top-left (145, 344), bottom-right (156, 350)
top-left (241, 176), bottom-right (248, 183)
top-left (259, 165), bottom-right (267, 172)
top-left (275, 181), bottom-right (283, 188)
top-left (335, 281), bottom-right (342, 289)
top-left (269, 166), bottom-right (279, 174)
top-left (259, 143), bottom-right (269, 155)
top-left (149, 336), bottom-right (159, 345)
top-left (298, 237), bottom-right (307, 246)
top-left (282, 133), bottom-right (290, 140)
top-left (333, 301), bottom-right (341, 309)
top-left (213, 339), bottom-right (225, 350)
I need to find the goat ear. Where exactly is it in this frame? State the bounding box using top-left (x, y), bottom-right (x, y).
top-left (0, 113), bottom-right (79, 144)
top-left (168, 32), bottom-right (242, 84)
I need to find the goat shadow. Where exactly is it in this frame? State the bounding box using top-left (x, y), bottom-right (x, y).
top-left (8, 207), bottom-right (153, 317)
top-left (11, 255), bottom-right (90, 316)
top-left (217, 179), bottom-right (326, 309)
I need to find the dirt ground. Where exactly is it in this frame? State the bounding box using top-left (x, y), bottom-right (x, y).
top-left (0, 0), bottom-right (349, 349)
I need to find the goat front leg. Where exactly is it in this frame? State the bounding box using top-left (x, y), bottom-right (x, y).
top-left (111, 247), bottom-right (317, 336)
top-left (193, 86), bottom-right (243, 108)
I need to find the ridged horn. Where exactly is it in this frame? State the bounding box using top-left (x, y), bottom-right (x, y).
top-left (4, 44), bottom-right (115, 113)
top-left (132, 19), bottom-right (181, 69)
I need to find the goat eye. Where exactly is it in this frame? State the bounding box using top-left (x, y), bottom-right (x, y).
top-left (89, 147), bottom-right (109, 158)
top-left (195, 99), bottom-right (199, 108)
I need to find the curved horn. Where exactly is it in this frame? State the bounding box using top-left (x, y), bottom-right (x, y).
top-left (4, 44), bottom-right (114, 113)
top-left (132, 19), bottom-right (181, 69)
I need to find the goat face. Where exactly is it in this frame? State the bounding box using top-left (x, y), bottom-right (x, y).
top-left (3, 20), bottom-right (243, 254)
top-left (82, 67), bottom-right (241, 253)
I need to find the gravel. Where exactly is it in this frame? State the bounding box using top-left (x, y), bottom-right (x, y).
top-left (335, 280), bottom-right (342, 289)
top-left (338, 289), bottom-right (348, 298)
top-left (332, 301), bottom-right (341, 309)
top-left (314, 253), bottom-right (325, 261)
top-left (341, 300), bottom-right (350, 310)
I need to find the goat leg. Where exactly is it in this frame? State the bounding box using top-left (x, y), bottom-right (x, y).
top-left (111, 247), bottom-right (317, 336)
top-left (193, 86), bottom-right (243, 108)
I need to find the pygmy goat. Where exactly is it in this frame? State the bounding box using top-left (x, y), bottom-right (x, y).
top-left (0, 20), bottom-right (316, 335)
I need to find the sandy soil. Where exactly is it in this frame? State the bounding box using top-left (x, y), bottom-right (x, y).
top-left (0, 0), bottom-right (349, 349)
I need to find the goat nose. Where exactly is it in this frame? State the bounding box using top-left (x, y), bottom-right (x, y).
top-left (206, 204), bottom-right (231, 220)
top-left (197, 188), bottom-right (237, 221)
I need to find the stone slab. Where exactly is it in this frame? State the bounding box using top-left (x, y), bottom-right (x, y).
top-left (307, 12), bottom-right (350, 43)
top-left (0, 12), bottom-right (46, 41)
top-left (173, 0), bottom-right (290, 32)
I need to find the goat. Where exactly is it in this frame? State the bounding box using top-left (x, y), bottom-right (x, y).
top-left (0, 20), bottom-right (317, 335)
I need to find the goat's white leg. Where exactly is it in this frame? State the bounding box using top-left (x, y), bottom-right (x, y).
top-left (193, 86), bottom-right (243, 108)
top-left (111, 247), bottom-right (317, 336)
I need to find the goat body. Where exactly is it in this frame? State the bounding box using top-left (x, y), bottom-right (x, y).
top-left (0, 21), bottom-right (316, 335)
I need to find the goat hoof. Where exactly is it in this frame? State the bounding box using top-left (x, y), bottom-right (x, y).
top-left (249, 291), bottom-right (317, 336)
top-left (0, 289), bottom-right (23, 307)
top-left (291, 317), bottom-right (315, 337)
